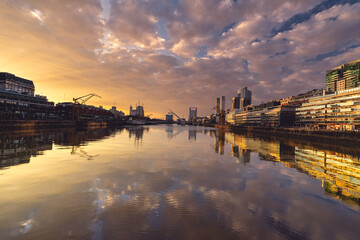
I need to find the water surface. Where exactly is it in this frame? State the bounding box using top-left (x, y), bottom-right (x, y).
top-left (0, 125), bottom-right (359, 240)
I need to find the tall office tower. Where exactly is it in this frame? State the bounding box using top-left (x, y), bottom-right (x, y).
top-left (188, 107), bottom-right (197, 122)
top-left (238, 87), bottom-right (252, 110)
top-left (232, 97), bottom-right (240, 109)
top-left (326, 59), bottom-right (360, 92)
top-left (215, 97), bottom-right (220, 114)
top-left (220, 96), bottom-right (225, 111)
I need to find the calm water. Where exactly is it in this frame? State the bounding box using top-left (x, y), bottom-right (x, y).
top-left (0, 125), bottom-right (360, 240)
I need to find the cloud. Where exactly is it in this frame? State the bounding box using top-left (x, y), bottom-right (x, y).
top-left (0, 0), bottom-right (359, 117)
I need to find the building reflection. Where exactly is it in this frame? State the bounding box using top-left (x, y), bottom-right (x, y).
top-left (212, 130), bottom-right (225, 155)
top-left (165, 125), bottom-right (184, 139)
top-left (212, 131), bottom-right (360, 205)
top-left (0, 133), bottom-right (53, 168)
top-left (188, 129), bottom-right (197, 141)
top-left (0, 128), bottom-right (120, 169)
top-left (127, 126), bottom-right (149, 142)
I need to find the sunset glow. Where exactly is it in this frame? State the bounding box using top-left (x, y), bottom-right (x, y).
top-left (1, 0), bottom-right (359, 117)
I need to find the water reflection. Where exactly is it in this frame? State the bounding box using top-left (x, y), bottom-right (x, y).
top-left (166, 125), bottom-right (184, 139)
top-left (211, 131), bottom-right (360, 205)
top-left (0, 126), bottom-right (360, 240)
top-left (0, 128), bottom-right (118, 169)
top-left (0, 133), bottom-right (53, 168)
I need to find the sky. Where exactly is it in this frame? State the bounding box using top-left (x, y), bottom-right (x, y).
top-left (0, 0), bottom-right (359, 118)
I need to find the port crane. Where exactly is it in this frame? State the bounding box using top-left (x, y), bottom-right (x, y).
top-left (211, 106), bottom-right (226, 125)
top-left (73, 93), bottom-right (101, 105)
top-left (169, 109), bottom-right (186, 125)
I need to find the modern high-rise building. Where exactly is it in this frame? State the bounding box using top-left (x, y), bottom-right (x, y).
top-left (188, 107), bottom-right (197, 122)
top-left (238, 87), bottom-right (252, 110)
top-left (215, 97), bottom-right (220, 114)
top-left (326, 59), bottom-right (360, 92)
top-left (220, 96), bottom-right (225, 111)
top-left (232, 97), bottom-right (240, 109)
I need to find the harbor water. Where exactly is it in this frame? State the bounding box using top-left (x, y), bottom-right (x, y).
top-left (0, 125), bottom-right (359, 240)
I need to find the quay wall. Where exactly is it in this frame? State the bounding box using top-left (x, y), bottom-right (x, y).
top-left (0, 120), bottom-right (127, 131)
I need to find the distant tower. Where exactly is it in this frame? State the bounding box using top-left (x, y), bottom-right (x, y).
top-left (238, 87), bottom-right (251, 111)
top-left (232, 97), bottom-right (240, 109)
top-left (220, 96), bottom-right (225, 111)
top-left (215, 98), bottom-right (220, 114)
top-left (188, 107), bottom-right (197, 122)
top-left (166, 114), bottom-right (173, 122)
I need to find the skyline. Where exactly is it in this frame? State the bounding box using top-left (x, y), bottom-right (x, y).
top-left (1, 0), bottom-right (360, 118)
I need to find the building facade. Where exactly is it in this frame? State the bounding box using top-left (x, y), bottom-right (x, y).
top-left (0, 73), bottom-right (54, 120)
top-left (238, 87), bottom-right (252, 110)
top-left (296, 86), bottom-right (360, 130)
top-left (235, 104), bottom-right (295, 127)
top-left (0, 72), bottom-right (35, 96)
top-left (165, 114), bottom-right (173, 122)
top-left (326, 59), bottom-right (360, 92)
top-left (110, 106), bottom-right (125, 118)
top-left (188, 107), bottom-right (197, 122)
top-left (220, 96), bottom-right (225, 111)
top-left (129, 105), bottom-right (144, 117)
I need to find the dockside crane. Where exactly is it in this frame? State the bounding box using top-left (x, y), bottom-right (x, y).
top-left (73, 93), bottom-right (101, 105)
top-left (211, 106), bottom-right (226, 125)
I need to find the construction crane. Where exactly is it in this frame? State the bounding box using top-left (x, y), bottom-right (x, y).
top-left (169, 109), bottom-right (186, 125)
top-left (73, 93), bottom-right (101, 105)
top-left (212, 106), bottom-right (226, 125)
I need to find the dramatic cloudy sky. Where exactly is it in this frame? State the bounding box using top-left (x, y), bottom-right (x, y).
top-left (0, 0), bottom-right (359, 117)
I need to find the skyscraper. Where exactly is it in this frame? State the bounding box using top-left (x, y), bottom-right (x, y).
top-left (326, 59), bottom-right (360, 92)
top-left (238, 87), bottom-right (252, 110)
top-left (188, 107), bottom-right (197, 122)
top-left (215, 97), bottom-right (220, 114)
top-left (220, 96), bottom-right (225, 111)
top-left (232, 97), bottom-right (240, 109)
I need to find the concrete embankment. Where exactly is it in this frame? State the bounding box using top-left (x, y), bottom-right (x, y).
top-left (229, 125), bottom-right (360, 144)
top-left (0, 120), bottom-right (76, 131)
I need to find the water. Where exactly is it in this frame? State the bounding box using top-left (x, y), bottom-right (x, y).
top-left (0, 125), bottom-right (359, 240)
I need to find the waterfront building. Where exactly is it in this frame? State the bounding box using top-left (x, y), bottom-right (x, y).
top-left (0, 72), bottom-right (35, 96)
top-left (326, 59), bottom-right (360, 92)
top-left (165, 114), bottom-right (173, 122)
top-left (0, 73), bottom-right (54, 120)
top-left (130, 104), bottom-right (144, 117)
top-left (188, 107), bottom-right (197, 122)
top-left (296, 86), bottom-right (360, 130)
top-left (55, 102), bottom-right (113, 120)
top-left (235, 104), bottom-right (295, 127)
top-left (110, 106), bottom-right (125, 118)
